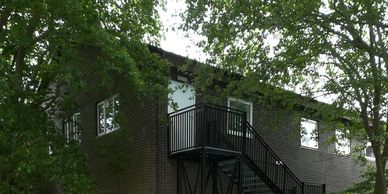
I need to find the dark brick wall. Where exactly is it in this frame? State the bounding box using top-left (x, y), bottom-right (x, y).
top-left (74, 59), bottom-right (363, 194)
top-left (76, 84), bottom-right (364, 194)
top-left (76, 87), bottom-right (364, 194)
top-left (79, 88), bottom-right (158, 194)
top-left (251, 101), bottom-right (363, 193)
top-left (153, 97), bottom-right (176, 194)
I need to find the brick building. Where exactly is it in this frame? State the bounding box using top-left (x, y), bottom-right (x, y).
top-left (63, 46), bottom-right (365, 194)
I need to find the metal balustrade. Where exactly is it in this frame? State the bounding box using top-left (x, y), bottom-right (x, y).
top-left (168, 103), bottom-right (325, 194)
top-left (168, 103), bottom-right (246, 153)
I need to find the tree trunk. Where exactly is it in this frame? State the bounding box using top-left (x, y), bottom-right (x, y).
top-left (374, 156), bottom-right (386, 194)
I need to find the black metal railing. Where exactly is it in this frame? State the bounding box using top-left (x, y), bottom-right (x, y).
top-left (303, 182), bottom-right (326, 194)
top-left (168, 104), bottom-right (197, 153)
top-left (168, 104), bottom-right (246, 153)
top-left (245, 123), bottom-right (302, 193)
top-left (245, 123), bottom-right (325, 194)
top-left (168, 103), bottom-right (326, 193)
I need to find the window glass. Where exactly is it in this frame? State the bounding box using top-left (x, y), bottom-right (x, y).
top-left (64, 112), bottom-right (81, 142)
top-left (64, 122), bottom-right (70, 140)
top-left (98, 103), bottom-right (105, 135)
top-left (335, 129), bottom-right (350, 155)
top-left (97, 96), bottom-right (119, 136)
top-left (114, 97), bottom-right (120, 129)
top-left (105, 99), bottom-right (114, 132)
top-left (168, 80), bottom-right (196, 114)
top-left (365, 142), bottom-right (375, 160)
top-left (72, 113), bottom-right (81, 141)
top-left (300, 118), bottom-right (318, 149)
top-left (228, 98), bottom-right (252, 124)
top-left (227, 98), bottom-right (253, 137)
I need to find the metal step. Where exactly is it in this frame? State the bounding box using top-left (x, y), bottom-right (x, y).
top-left (218, 159), bottom-right (274, 194)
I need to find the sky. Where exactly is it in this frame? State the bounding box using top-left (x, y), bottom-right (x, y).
top-left (159, 1), bottom-right (205, 61)
top-left (157, 1), bottom-right (334, 104)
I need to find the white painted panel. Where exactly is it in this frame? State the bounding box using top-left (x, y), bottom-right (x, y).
top-left (168, 80), bottom-right (196, 113)
top-left (168, 80), bottom-right (196, 151)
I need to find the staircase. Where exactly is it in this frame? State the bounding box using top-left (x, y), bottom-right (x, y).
top-left (216, 121), bottom-right (308, 194)
top-left (168, 104), bottom-right (325, 194)
top-left (218, 159), bottom-right (273, 194)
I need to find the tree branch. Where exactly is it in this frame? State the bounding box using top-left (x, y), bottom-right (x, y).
top-left (0, 5), bottom-right (11, 30)
top-left (13, 2), bottom-right (43, 78)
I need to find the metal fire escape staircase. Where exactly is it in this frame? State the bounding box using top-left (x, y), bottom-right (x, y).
top-left (168, 104), bottom-right (326, 194)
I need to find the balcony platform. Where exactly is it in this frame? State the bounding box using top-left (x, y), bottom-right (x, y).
top-left (169, 146), bottom-right (241, 162)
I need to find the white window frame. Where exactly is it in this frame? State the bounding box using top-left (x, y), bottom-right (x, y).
top-left (300, 118), bottom-right (319, 149)
top-left (97, 96), bottom-right (119, 136)
top-left (365, 142), bottom-right (375, 161)
top-left (335, 129), bottom-right (350, 155)
top-left (64, 112), bottom-right (81, 142)
top-left (227, 97), bottom-right (253, 137)
top-left (48, 144), bottom-right (53, 155)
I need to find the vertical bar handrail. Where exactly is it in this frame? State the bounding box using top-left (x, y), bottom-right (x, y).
top-left (168, 116), bottom-right (171, 154)
top-left (238, 112), bottom-right (247, 194)
top-left (242, 112), bottom-right (247, 156)
top-left (202, 105), bottom-right (207, 147)
top-left (168, 103), bottom-right (326, 193)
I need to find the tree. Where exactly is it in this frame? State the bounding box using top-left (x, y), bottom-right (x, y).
top-left (183, 0), bottom-right (388, 193)
top-left (346, 165), bottom-right (388, 194)
top-left (0, 0), bottom-right (167, 193)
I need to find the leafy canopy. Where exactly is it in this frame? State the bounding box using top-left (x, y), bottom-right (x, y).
top-left (183, 0), bottom-right (387, 193)
top-left (0, 0), bottom-right (167, 193)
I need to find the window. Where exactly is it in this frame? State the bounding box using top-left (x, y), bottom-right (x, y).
top-left (64, 112), bottom-right (81, 142)
top-left (365, 142), bottom-right (375, 161)
top-left (335, 129), bottom-right (350, 155)
top-left (227, 98), bottom-right (253, 136)
top-left (48, 144), bottom-right (53, 155)
top-left (228, 98), bottom-right (253, 124)
top-left (300, 118), bottom-right (318, 149)
top-left (97, 96), bottom-right (119, 136)
top-left (168, 80), bottom-right (196, 114)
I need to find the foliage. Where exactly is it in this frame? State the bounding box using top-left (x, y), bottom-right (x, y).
top-left (0, 0), bottom-right (167, 193)
top-left (183, 0), bottom-right (387, 193)
top-left (345, 165), bottom-right (388, 194)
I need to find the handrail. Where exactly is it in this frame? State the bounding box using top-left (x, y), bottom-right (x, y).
top-left (245, 122), bottom-right (303, 186)
top-left (203, 103), bottom-right (246, 115)
top-left (167, 103), bottom-right (202, 116)
top-left (167, 103), bottom-right (246, 117)
top-left (168, 103), bottom-right (325, 193)
top-left (168, 103), bottom-right (246, 154)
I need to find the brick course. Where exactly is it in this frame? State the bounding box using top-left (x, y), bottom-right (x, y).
top-left (74, 48), bottom-right (364, 194)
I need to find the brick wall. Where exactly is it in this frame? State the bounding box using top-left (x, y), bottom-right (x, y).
top-left (78, 86), bottom-right (364, 193)
top-left (75, 48), bottom-right (364, 193)
top-left (251, 101), bottom-right (363, 193)
top-left (79, 87), bottom-right (158, 194)
top-left (150, 74), bottom-right (364, 193)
